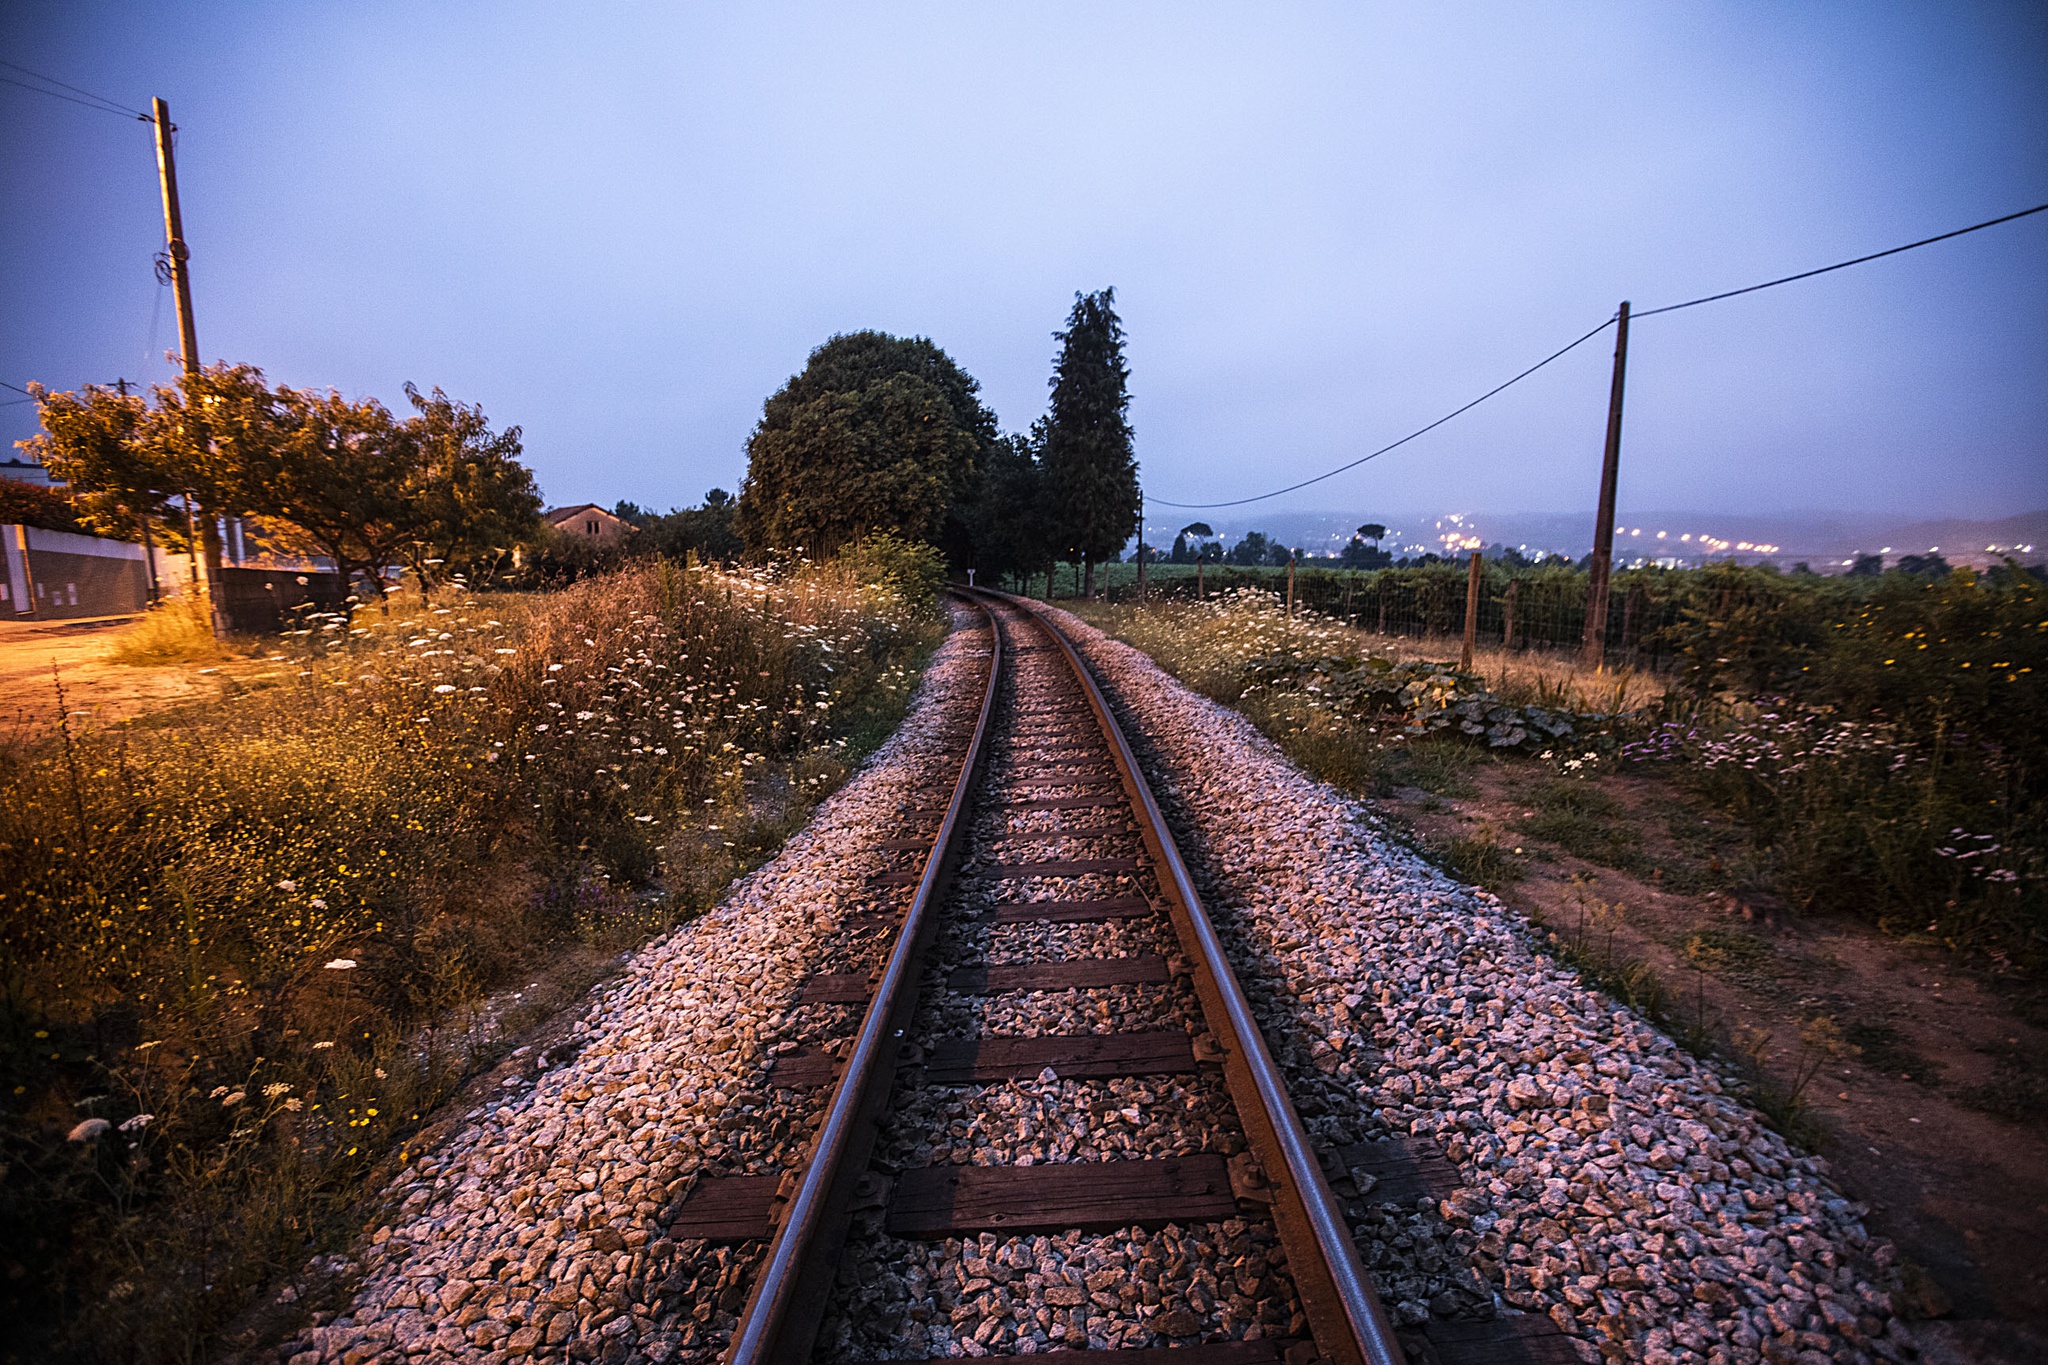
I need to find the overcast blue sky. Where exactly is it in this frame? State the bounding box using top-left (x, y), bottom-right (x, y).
top-left (3, 2), bottom-right (2043, 523)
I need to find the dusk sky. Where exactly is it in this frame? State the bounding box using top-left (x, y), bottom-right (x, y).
top-left (3, 2), bottom-right (2043, 526)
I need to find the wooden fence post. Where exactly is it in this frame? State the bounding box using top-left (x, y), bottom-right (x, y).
top-left (1502, 578), bottom-right (1519, 650)
top-left (1460, 551), bottom-right (1482, 672)
top-left (1287, 554), bottom-right (1297, 617)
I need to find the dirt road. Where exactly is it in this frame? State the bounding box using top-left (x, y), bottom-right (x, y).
top-left (0, 615), bottom-right (212, 738)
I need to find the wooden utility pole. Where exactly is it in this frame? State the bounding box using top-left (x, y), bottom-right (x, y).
top-left (152, 97), bottom-right (225, 636)
top-left (1581, 301), bottom-right (1630, 670)
top-left (1135, 490), bottom-right (1147, 599)
top-left (1460, 550), bottom-right (1483, 671)
top-left (152, 100), bottom-right (200, 378)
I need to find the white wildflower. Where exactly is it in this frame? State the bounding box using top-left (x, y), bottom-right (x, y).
top-left (118, 1113), bottom-right (153, 1132)
top-left (68, 1118), bottom-right (111, 1142)
top-left (323, 959), bottom-right (357, 970)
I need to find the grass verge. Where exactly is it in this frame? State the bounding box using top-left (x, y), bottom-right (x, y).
top-left (0, 553), bottom-right (944, 1363)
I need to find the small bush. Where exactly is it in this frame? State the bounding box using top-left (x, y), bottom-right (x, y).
top-left (108, 596), bottom-right (225, 667)
top-left (1436, 830), bottom-right (1524, 891)
top-left (835, 532), bottom-right (949, 612)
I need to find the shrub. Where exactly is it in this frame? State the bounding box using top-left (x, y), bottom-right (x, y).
top-left (0, 557), bottom-right (941, 1360)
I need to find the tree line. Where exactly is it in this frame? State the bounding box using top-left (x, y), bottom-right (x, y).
top-left (732, 288), bottom-right (1141, 596)
top-left (22, 363), bottom-right (542, 616)
top-left (20, 285), bottom-right (1147, 613)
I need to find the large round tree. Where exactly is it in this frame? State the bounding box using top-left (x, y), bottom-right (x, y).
top-left (734, 331), bottom-right (996, 556)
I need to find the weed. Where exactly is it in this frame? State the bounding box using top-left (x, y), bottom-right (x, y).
top-left (1435, 829), bottom-right (1524, 891)
top-left (1683, 927), bottom-right (1775, 984)
top-left (1516, 778), bottom-right (1647, 872)
top-left (0, 553), bottom-right (942, 1361)
top-left (108, 597), bottom-right (230, 667)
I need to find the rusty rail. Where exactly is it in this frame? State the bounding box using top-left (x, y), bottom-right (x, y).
top-left (723, 592), bottom-right (1003, 1365)
top-left (1004, 589), bottom-right (1405, 1365)
top-left (723, 588), bottom-right (1405, 1365)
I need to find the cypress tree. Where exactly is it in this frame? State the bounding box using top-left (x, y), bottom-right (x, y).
top-left (1040, 289), bottom-right (1139, 597)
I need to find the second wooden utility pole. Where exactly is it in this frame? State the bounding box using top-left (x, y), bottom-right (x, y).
top-left (1460, 550), bottom-right (1483, 672)
top-left (1581, 301), bottom-right (1630, 671)
top-left (152, 97), bottom-right (225, 638)
top-left (1135, 490), bottom-right (1147, 599)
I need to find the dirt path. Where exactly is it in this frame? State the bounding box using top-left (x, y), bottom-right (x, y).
top-left (1382, 766), bottom-right (2048, 1362)
top-left (0, 615), bottom-right (214, 738)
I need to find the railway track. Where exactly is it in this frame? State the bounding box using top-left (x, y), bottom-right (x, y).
top-left (665, 591), bottom-right (1427, 1364)
top-left (291, 585), bottom-right (1896, 1365)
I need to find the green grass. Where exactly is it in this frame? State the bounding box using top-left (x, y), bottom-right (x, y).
top-left (1514, 778), bottom-right (1648, 873)
top-left (1434, 830), bottom-right (1526, 892)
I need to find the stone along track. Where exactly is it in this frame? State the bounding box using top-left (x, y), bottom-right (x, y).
top-left (671, 591), bottom-right (1425, 1365)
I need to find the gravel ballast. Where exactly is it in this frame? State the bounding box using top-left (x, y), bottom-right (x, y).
top-left (1046, 605), bottom-right (1909, 1365)
top-left (282, 598), bottom-right (1911, 1365)
top-left (274, 613), bottom-right (991, 1365)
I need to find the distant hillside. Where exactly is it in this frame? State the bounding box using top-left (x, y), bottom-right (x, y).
top-left (1136, 509), bottom-right (2047, 569)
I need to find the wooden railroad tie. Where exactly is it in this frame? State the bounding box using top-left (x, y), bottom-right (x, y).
top-left (1000, 794), bottom-right (1128, 813)
top-left (986, 895), bottom-right (1152, 924)
top-left (948, 956), bottom-right (1170, 994)
top-left (991, 825), bottom-right (1135, 845)
top-left (898, 1345), bottom-right (1280, 1365)
top-left (766, 1030), bottom-right (1196, 1091)
top-left (886, 1154), bottom-right (1238, 1236)
top-left (977, 858), bottom-right (1142, 879)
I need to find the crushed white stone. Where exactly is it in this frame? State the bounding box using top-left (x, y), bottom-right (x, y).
top-left (273, 614), bottom-right (990, 1365)
top-left (1047, 605), bottom-right (1909, 1365)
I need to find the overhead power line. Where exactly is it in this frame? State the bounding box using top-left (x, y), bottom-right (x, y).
top-left (1151, 316), bottom-right (1618, 510)
top-left (1152, 200), bottom-right (2048, 511)
top-left (0, 59), bottom-right (149, 120)
top-left (1634, 202), bottom-right (2048, 318)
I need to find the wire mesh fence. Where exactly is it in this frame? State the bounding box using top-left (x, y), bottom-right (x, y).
top-left (1008, 558), bottom-right (1811, 675)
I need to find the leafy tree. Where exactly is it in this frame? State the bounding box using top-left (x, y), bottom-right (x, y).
top-left (16, 384), bottom-right (164, 541)
top-left (1358, 522), bottom-right (1387, 547)
top-left (1895, 553), bottom-right (1951, 578)
top-left (1848, 553), bottom-right (1883, 577)
top-left (1227, 530), bottom-right (1273, 566)
top-left (395, 384), bottom-right (541, 589)
top-left (621, 489), bottom-right (745, 564)
top-left (28, 363), bottom-right (540, 611)
top-left (957, 433), bottom-right (1049, 586)
top-left (1040, 289), bottom-right (1139, 597)
top-left (239, 387), bottom-right (421, 596)
top-left (0, 478), bottom-right (81, 533)
top-left (1340, 535), bottom-right (1391, 570)
top-left (734, 331), bottom-right (994, 557)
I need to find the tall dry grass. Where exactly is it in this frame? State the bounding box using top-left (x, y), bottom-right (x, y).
top-left (0, 554), bottom-right (942, 1362)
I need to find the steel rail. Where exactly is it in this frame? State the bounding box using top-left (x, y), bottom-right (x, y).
top-left (996, 589), bottom-right (1407, 1365)
top-left (723, 592), bottom-right (1004, 1365)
